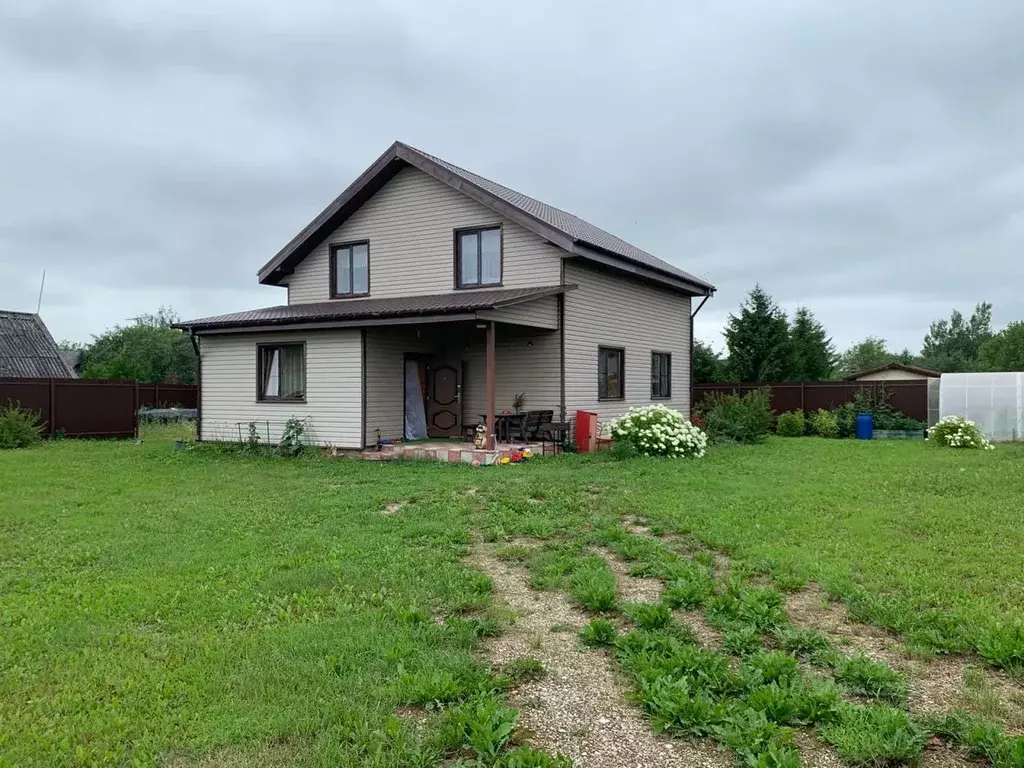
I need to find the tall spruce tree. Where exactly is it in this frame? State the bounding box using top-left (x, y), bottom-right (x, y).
top-left (790, 306), bottom-right (838, 380)
top-left (724, 285), bottom-right (794, 382)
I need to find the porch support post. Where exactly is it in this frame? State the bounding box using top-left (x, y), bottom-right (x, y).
top-left (486, 320), bottom-right (496, 450)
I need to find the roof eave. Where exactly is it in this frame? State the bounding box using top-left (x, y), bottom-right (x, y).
top-left (570, 244), bottom-right (715, 296)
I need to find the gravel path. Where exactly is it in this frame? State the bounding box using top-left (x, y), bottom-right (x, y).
top-left (468, 546), bottom-right (727, 768)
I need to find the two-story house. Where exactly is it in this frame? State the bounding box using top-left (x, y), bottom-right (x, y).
top-left (176, 142), bottom-right (715, 450)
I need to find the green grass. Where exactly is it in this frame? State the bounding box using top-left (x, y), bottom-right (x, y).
top-left (2, 433), bottom-right (1023, 764)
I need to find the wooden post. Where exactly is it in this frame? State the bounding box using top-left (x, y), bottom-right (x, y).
top-left (486, 321), bottom-right (496, 450)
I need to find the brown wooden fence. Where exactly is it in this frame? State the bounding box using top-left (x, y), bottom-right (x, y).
top-left (0, 378), bottom-right (198, 439)
top-left (694, 380), bottom-right (928, 423)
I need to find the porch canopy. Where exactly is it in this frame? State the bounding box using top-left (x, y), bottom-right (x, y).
top-left (175, 285), bottom-right (574, 449)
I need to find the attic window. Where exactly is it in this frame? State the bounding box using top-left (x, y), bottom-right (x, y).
top-left (456, 226), bottom-right (501, 288)
top-left (330, 241), bottom-right (369, 297)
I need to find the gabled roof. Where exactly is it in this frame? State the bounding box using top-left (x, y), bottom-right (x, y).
top-left (176, 285), bottom-right (572, 332)
top-left (258, 141), bottom-right (714, 296)
top-left (843, 363), bottom-right (941, 380)
top-left (0, 311), bottom-right (77, 378)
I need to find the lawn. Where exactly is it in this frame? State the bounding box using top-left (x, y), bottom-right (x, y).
top-left (1, 431), bottom-right (1022, 766)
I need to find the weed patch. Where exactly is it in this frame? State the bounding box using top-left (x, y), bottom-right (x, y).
top-left (821, 704), bottom-right (926, 766)
top-left (834, 656), bottom-right (909, 705)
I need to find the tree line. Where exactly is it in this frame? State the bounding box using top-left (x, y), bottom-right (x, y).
top-left (696, 286), bottom-right (1024, 383)
top-left (59, 308), bottom-right (197, 384)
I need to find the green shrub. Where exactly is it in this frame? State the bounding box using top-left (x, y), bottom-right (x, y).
top-left (503, 657), bottom-right (546, 683)
top-left (609, 404), bottom-right (709, 458)
top-left (775, 411), bottom-right (805, 437)
top-left (569, 560), bottom-right (618, 612)
top-left (580, 618), bottom-right (618, 647)
top-left (772, 626), bottom-right (834, 660)
top-left (924, 710), bottom-right (1024, 768)
top-left (929, 416), bottom-right (994, 450)
top-left (809, 408), bottom-right (840, 438)
top-left (697, 390), bottom-right (774, 444)
top-left (977, 620), bottom-right (1024, 674)
top-left (707, 582), bottom-right (787, 632)
top-left (638, 675), bottom-right (730, 736)
top-left (661, 562), bottom-right (715, 610)
top-left (0, 401), bottom-right (44, 449)
top-left (834, 402), bottom-right (858, 438)
top-left (723, 624), bottom-right (763, 656)
top-left (624, 602), bottom-right (675, 631)
top-left (821, 704), bottom-right (925, 766)
top-left (834, 656), bottom-right (908, 705)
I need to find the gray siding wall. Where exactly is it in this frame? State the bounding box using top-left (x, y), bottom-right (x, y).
top-left (478, 295), bottom-right (559, 330)
top-left (199, 330), bottom-right (362, 448)
top-left (288, 166), bottom-right (563, 303)
top-left (363, 324), bottom-right (560, 445)
top-left (563, 261), bottom-right (691, 429)
top-left (462, 327), bottom-right (561, 423)
top-left (363, 326), bottom-right (433, 446)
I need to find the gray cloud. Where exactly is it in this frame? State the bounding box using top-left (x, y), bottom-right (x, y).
top-left (1, 0), bottom-right (1022, 351)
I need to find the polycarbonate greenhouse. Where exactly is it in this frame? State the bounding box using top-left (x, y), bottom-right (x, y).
top-left (938, 372), bottom-right (1024, 442)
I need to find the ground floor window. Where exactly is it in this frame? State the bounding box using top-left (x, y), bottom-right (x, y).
top-left (258, 343), bottom-right (305, 401)
top-left (598, 346), bottom-right (625, 400)
top-left (651, 352), bottom-right (671, 399)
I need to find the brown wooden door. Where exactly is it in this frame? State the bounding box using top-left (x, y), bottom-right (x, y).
top-left (426, 359), bottom-right (462, 437)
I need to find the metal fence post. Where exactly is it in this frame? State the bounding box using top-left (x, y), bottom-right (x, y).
top-left (47, 378), bottom-right (55, 437)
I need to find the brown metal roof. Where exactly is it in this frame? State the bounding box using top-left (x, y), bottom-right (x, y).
top-left (0, 311), bottom-right (77, 378)
top-left (176, 285), bottom-right (572, 332)
top-left (257, 141), bottom-right (714, 295)
top-left (843, 363), bottom-right (941, 380)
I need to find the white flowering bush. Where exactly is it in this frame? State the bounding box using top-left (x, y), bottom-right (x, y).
top-left (927, 415), bottom-right (994, 450)
top-left (609, 404), bottom-right (708, 458)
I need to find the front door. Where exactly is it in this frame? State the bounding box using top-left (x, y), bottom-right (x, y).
top-left (426, 359), bottom-right (463, 438)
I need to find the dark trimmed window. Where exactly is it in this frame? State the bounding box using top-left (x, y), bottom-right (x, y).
top-left (330, 241), bottom-right (369, 297)
top-left (651, 352), bottom-right (671, 399)
top-left (598, 346), bottom-right (625, 400)
top-left (258, 343), bottom-right (305, 401)
top-left (456, 226), bottom-right (501, 287)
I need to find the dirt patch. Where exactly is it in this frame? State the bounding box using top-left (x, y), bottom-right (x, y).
top-left (786, 587), bottom-right (1024, 729)
top-left (602, 549), bottom-right (663, 604)
top-left (162, 742), bottom-right (305, 767)
top-left (381, 501), bottom-right (408, 515)
top-left (621, 515), bottom-right (652, 537)
top-left (793, 729), bottom-right (845, 768)
top-left (467, 546), bottom-right (727, 768)
top-left (673, 609), bottom-right (724, 649)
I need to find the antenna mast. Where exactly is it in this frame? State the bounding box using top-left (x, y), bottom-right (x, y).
top-left (36, 270), bottom-right (46, 314)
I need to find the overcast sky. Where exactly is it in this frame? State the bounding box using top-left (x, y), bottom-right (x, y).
top-left (2, 0), bottom-right (1022, 352)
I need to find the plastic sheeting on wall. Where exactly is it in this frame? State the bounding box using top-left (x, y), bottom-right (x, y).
top-left (404, 359), bottom-right (428, 440)
top-left (939, 372), bottom-right (1024, 442)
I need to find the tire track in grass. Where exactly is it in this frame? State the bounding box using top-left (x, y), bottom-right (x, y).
top-left (786, 587), bottom-right (1024, 732)
top-left (467, 544), bottom-right (726, 768)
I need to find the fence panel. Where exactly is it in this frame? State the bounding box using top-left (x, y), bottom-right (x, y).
top-left (0, 377), bottom-right (138, 438)
top-left (52, 380), bottom-right (137, 438)
top-left (695, 380), bottom-right (928, 422)
top-left (137, 383), bottom-right (197, 409)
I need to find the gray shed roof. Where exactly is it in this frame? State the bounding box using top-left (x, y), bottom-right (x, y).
top-left (0, 311), bottom-right (77, 378)
top-left (176, 285), bottom-right (572, 332)
top-left (258, 141), bottom-right (714, 295)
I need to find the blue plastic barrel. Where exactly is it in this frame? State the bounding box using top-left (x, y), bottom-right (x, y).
top-left (855, 412), bottom-right (873, 440)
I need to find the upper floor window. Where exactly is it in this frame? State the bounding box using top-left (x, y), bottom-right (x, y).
top-left (330, 241), bottom-right (369, 297)
top-left (456, 226), bottom-right (501, 288)
top-left (258, 343), bottom-right (305, 402)
top-left (598, 346), bottom-right (625, 400)
top-left (651, 352), bottom-right (671, 399)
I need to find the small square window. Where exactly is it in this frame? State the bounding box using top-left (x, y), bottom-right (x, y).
top-left (456, 227), bottom-right (501, 287)
top-left (651, 352), bottom-right (671, 399)
top-left (598, 346), bottom-right (625, 400)
top-left (258, 344), bottom-right (305, 401)
top-left (330, 242), bottom-right (369, 297)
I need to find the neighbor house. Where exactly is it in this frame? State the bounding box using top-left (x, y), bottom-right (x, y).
top-left (176, 142), bottom-right (714, 449)
top-left (844, 363), bottom-right (941, 382)
top-left (0, 311), bottom-right (77, 379)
